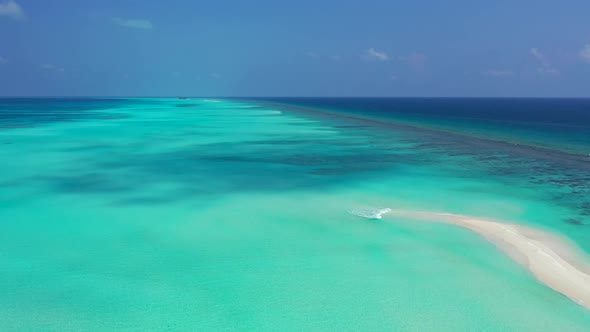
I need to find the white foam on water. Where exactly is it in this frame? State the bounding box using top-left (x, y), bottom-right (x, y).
top-left (250, 110), bottom-right (282, 115)
top-left (349, 207), bottom-right (392, 220)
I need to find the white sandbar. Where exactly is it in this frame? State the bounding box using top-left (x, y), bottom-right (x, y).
top-left (384, 210), bottom-right (590, 310)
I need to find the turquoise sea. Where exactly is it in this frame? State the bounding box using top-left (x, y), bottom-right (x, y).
top-left (1, 98), bottom-right (590, 331)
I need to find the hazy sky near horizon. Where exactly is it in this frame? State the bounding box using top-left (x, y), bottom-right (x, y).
top-left (1, 0), bottom-right (590, 97)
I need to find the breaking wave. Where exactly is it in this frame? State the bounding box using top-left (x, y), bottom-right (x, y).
top-left (349, 207), bottom-right (392, 220)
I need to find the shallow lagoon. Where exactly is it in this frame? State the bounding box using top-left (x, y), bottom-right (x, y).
top-left (1, 98), bottom-right (589, 331)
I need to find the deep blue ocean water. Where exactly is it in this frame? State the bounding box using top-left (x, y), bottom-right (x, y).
top-left (262, 98), bottom-right (590, 154)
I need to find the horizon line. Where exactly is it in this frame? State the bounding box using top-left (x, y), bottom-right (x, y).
top-left (1, 96), bottom-right (590, 100)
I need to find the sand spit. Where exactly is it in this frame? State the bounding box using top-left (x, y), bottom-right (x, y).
top-left (384, 210), bottom-right (590, 310)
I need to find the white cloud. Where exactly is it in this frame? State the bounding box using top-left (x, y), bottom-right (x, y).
top-left (482, 69), bottom-right (513, 77)
top-left (0, 0), bottom-right (25, 20)
top-left (530, 48), bottom-right (559, 75)
top-left (579, 45), bottom-right (590, 63)
top-left (365, 48), bottom-right (389, 61)
top-left (113, 17), bottom-right (153, 30)
top-left (0, 56), bottom-right (7, 64)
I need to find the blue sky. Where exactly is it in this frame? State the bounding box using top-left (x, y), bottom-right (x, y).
top-left (1, 0), bottom-right (590, 97)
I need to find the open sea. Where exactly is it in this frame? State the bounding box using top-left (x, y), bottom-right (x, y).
top-left (1, 97), bottom-right (590, 331)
